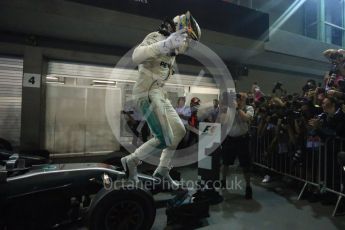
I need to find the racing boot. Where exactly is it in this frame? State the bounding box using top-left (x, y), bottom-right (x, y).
top-left (121, 155), bottom-right (140, 182)
top-left (153, 166), bottom-right (180, 189)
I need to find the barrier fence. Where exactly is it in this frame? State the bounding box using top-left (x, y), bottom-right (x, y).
top-left (251, 127), bottom-right (345, 216)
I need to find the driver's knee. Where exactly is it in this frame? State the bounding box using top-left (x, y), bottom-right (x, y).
top-left (171, 124), bottom-right (186, 147)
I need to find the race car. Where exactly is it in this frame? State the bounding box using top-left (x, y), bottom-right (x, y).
top-left (0, 150), bottom-right (209, 230)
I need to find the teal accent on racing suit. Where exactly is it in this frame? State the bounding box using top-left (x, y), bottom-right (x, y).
top-left (130, 31), bottom-right (186, 168)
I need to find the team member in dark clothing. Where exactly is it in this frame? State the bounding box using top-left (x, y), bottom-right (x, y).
top-left (309, 96), bottom-right (345, 138)
top-left (221, 93), bottom-right (254, 199)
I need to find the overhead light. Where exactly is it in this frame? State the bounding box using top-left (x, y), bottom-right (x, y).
top-left (190, 86), bottom-right (220, 94)
top-left (164, 83), bottom-right (186, 87)
top-left (92, 80), bottom-right (116, 87)
top-left (92, 80), bottom-right (115, 84)
top-left (46, 75), bottom-right (65, 84)
top-left (46, 76), bottom-right (58, 80)
top-left (114, 79), bottom-right (136, 83)
top-left (46, 82), bottom-right (65, 85)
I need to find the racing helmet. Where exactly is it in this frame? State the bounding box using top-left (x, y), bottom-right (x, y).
top-left (173, 11), bottom-right (201, 41)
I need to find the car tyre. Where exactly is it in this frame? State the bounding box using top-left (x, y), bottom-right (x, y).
top-left (88, 187), bottom-right (156, 230)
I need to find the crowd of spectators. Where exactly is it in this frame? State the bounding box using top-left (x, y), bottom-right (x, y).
top-left (252, 49), bottom-right (345, 164)
top-left (247, 49), bottom-right (345, 199)
top-left (124, 48), bottom-right (345, 200)
top-left (174, 48), bottom-right (345, 156)
top-left (172, 48), bottom-right (345, 200)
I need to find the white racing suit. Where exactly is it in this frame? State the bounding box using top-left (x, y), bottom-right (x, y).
top-left (130, 31), bottom-right (186, 169)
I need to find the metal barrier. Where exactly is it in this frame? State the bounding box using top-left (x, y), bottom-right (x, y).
top-left (251, 127), bottom-right (345, 216)
top-left (321, 137), bottom-right (345, 216)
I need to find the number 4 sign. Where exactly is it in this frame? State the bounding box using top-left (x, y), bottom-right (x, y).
top-left (23, 73), bottom-right (41, 88)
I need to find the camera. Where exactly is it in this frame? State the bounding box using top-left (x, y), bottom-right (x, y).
top-left (329, 52), bottom-right (344, 61)
top-left (302, 79), bottom-right (316, 93)
top-left (317, 112), bottom-right (327, 122)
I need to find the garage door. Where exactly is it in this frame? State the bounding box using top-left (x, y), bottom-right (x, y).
top-left (45, 60), bottom-right (220, 155)
top-left (0, 56), bottom-right (23, 148)
top-left (46, 60), bottom-right (122, 155)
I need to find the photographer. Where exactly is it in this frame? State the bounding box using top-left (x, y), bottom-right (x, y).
top-left (256, 97), bottom-right (285, 158)
top-left (302, 80), bottom-right (317, 95)
top-left (290, 99), bottom-right (318, 169)
top-left (308, 96), bottom-right (345, 139)
top-left (323, 49), bottom-right (345, 76)
top-left (272, 82), bottom-right (287, 98)
top-left (308, 96), bottom-right (345, 197)
top-left (258, 96), bottom-right (305, 178)
top-left (252, 82), bottom-right (264, 104)
top-left (323, 49), bottom-right (345, 96)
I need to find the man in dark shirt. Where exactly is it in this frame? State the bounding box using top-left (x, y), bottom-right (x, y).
top-left (309, 97), bottom-right (345, 138)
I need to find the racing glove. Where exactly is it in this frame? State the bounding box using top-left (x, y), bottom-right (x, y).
top-left (156, 29), bottom-right (188, 54)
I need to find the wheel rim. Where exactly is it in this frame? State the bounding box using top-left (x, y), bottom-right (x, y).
top-left (105, 200), bottom-right (145, 230)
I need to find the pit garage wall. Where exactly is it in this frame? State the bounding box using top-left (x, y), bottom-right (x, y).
top-left (45, 57), bottom-right (324, 155)
top-left (45, 60), bottom-right (220, 155)
top-left (235, 67), bottom-right (324, 95)
top-left (0, 0), bottom-right (338, 153)
top-left (234, 27), bottom-right (342, 95)
top-left (0, 43), bottom-right (328, 154)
